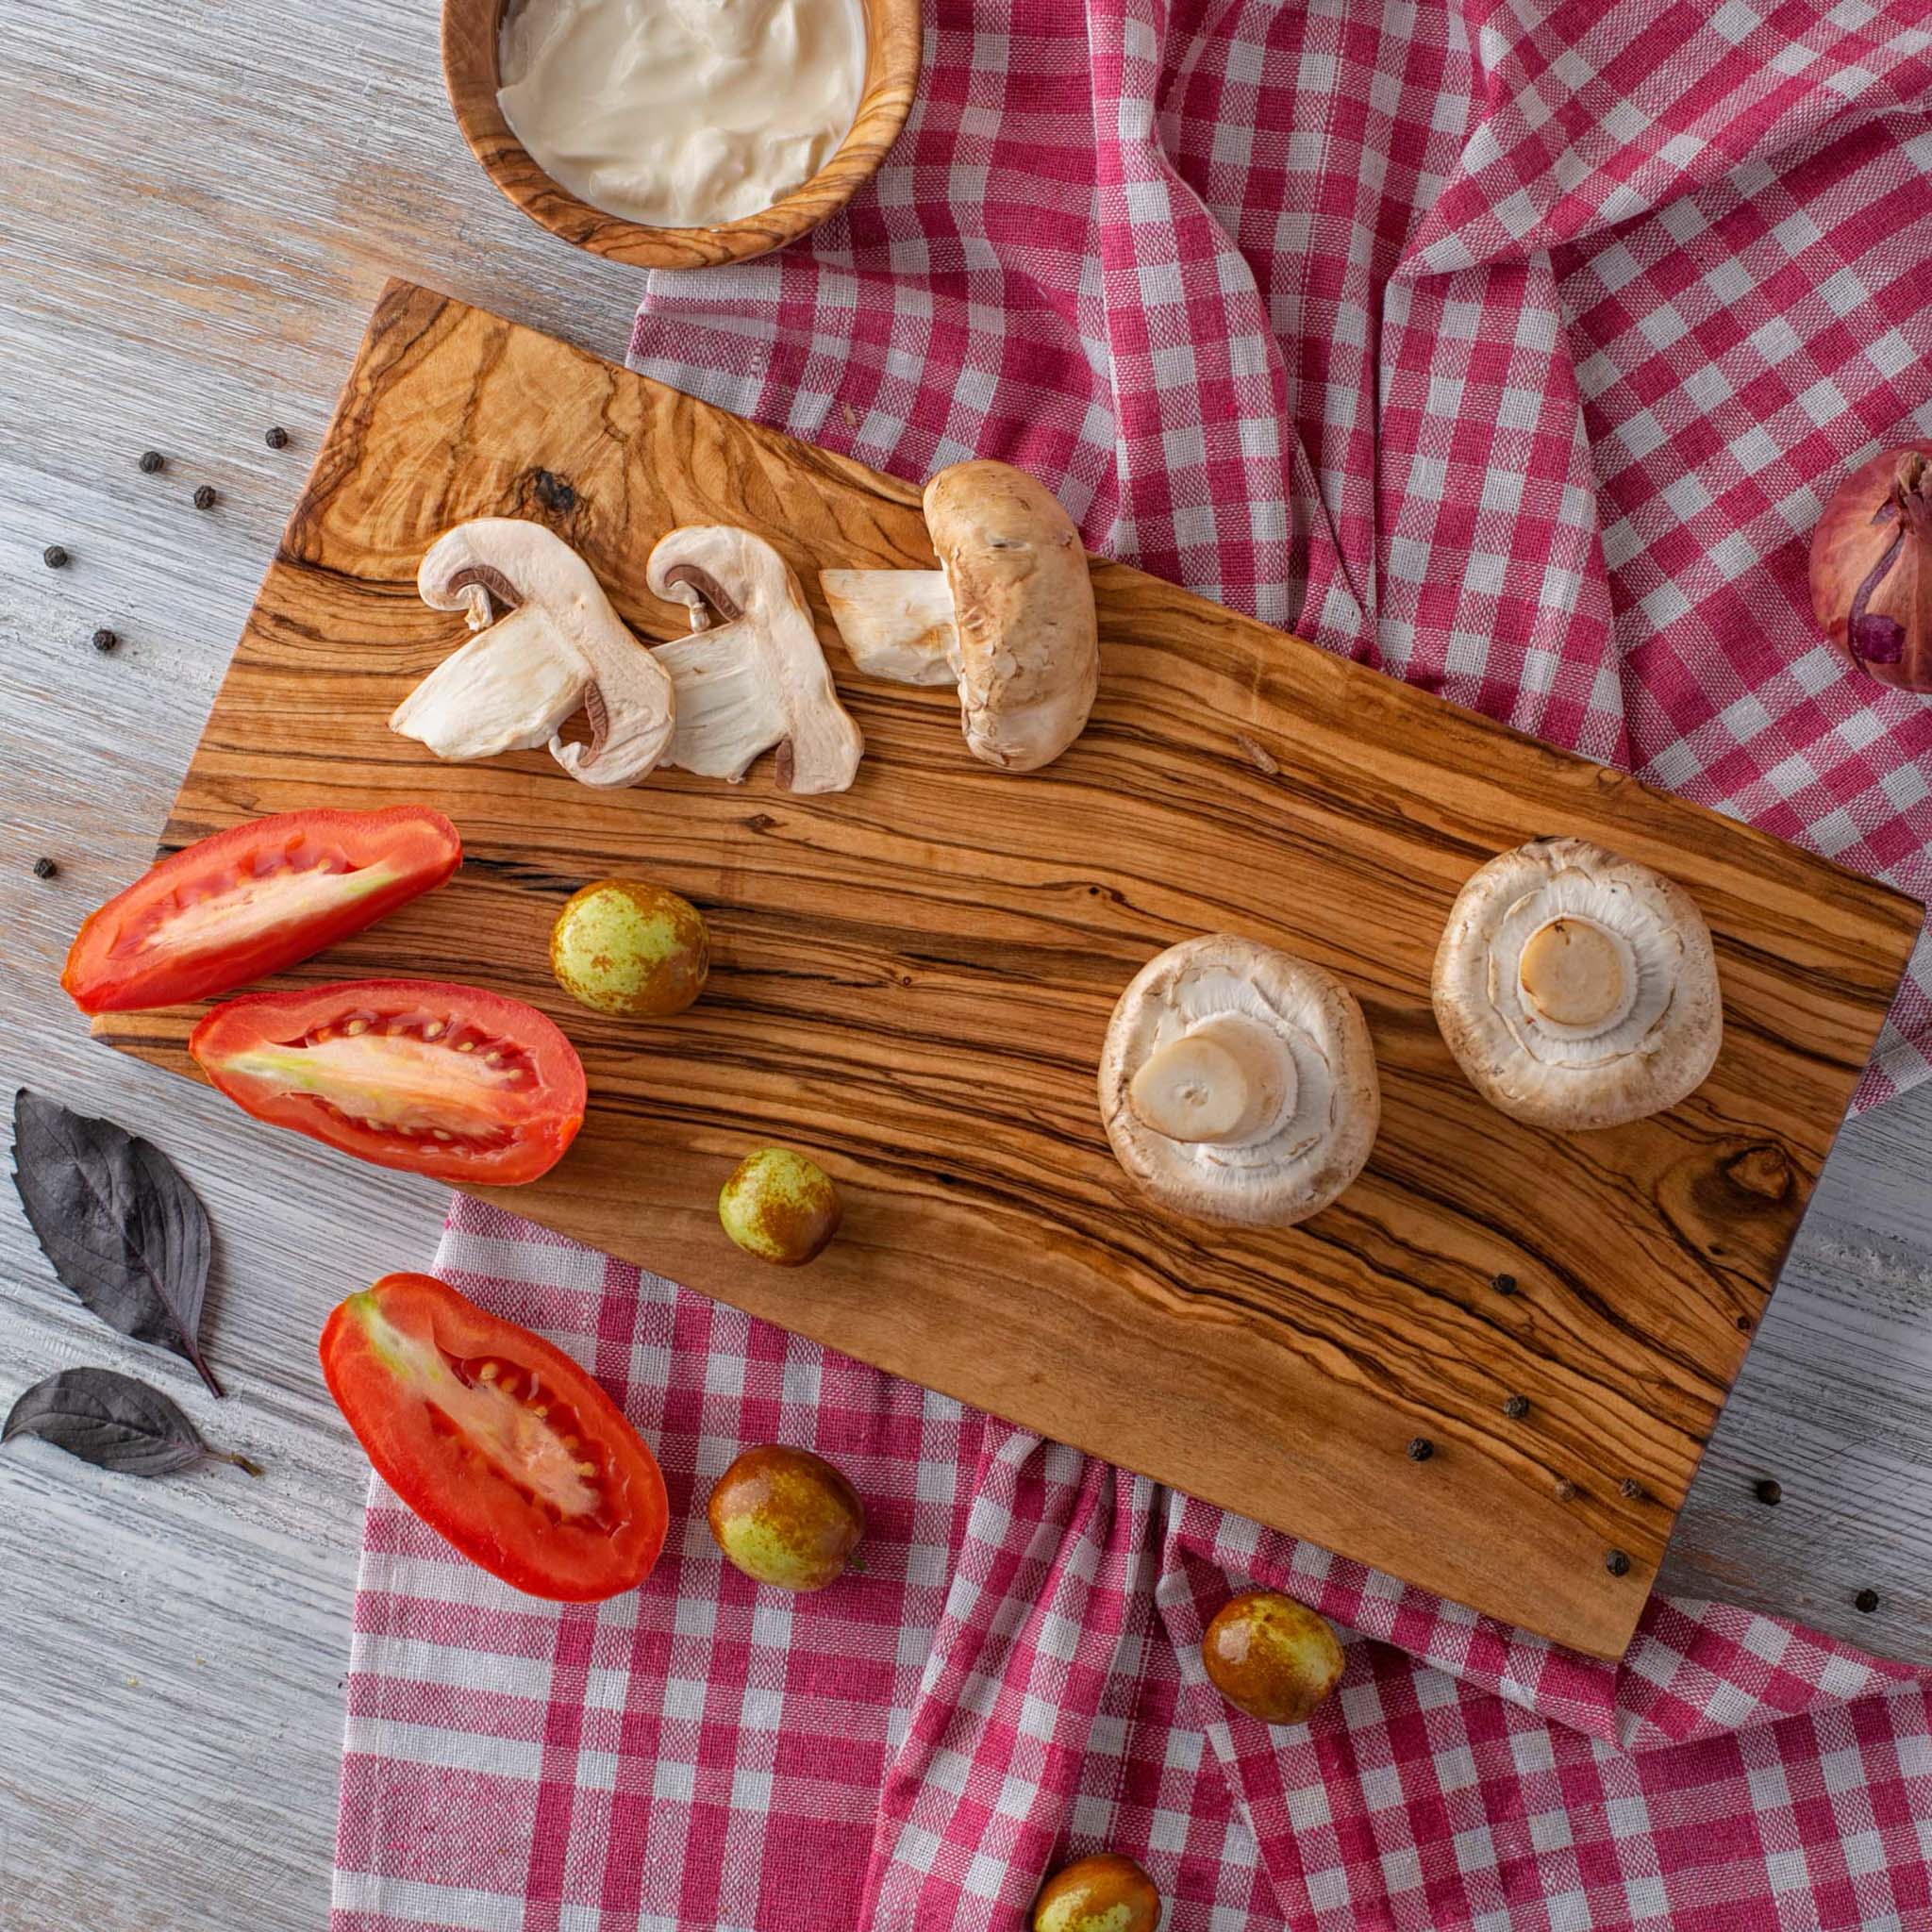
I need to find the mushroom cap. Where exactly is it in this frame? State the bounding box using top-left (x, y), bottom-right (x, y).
top-left (1431, 837), bottom-right (1722, 1130)
top-left (922, 460), bottom-right (1099, 773)
top-left (1098, 935), bottom-right (1380, 1227)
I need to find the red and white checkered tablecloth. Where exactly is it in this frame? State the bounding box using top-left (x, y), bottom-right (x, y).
top-left (334, 1200), bottom-right (1932, 1930)
top-left (335, 3), bottom-right (1932, 1927)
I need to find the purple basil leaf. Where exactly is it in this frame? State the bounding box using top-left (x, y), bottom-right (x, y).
top-left (3, 1366), bottom-right (258, 1478)
top-left (10, 1090), bottom-right (223, 1396)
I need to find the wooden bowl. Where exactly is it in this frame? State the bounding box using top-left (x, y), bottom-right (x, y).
top-left (442, 0), bottom-right (922, 271)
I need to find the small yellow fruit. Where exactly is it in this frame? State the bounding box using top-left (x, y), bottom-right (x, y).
top-left (1201, 1589), bottom-right (1343, 1725)
top-left (1031, 1853), bottom-right (1161, 1932)
top-left (719, 1147), bottom-right (841, 1266)
top-left (550, 878), bottom-right (708, 1018)
top-left (708, 1444), bottom-right (865, 1591)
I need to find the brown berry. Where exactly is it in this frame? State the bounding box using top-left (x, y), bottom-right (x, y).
top-left (1031, 1853), bottom-right (1161, 1932)
top-left (708, 1445), bottom-right (864, 1592)
top-left (1201, 1590), bottom-right (1343, 1725)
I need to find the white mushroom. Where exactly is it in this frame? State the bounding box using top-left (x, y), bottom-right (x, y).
top-left (1098, 935), bottom-right (1381, 1227)
top-left (820, 459), bottom-right (1099, 772)
top-left (1432, 837), bottom-right (1723, 1130)
top-left (395, 519), bottom-right (675, 788)
top-left (645, 526), bottom-right (864, 795)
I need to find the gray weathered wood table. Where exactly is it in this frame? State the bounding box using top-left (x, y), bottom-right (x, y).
top-left (3, 5), bottom-right (1927, 1928)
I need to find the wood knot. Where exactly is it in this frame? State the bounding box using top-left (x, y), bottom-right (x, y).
top-left (1723, 1144), bottom-right (1792, 1204)
top-left (525, 468), bottom-right (578, 514)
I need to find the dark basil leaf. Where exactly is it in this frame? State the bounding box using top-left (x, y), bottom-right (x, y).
top-left (4, 1367), bottom-right (260, 1478)
top-left (10, 1090), bottom-right (223, 1397)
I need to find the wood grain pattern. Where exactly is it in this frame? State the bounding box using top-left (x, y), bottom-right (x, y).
top-left (96, 281), bottom-right (1923, 1660)
top-left (441, 0), bottom-right (923, 270)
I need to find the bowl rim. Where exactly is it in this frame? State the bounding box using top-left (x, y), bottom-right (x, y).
top-left (442, 0), bottom-right (922, 272)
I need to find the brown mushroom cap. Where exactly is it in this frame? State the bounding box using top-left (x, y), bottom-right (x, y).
top-left (1098, 935), bottom-right (1380, 1227)
top-left (1432, 836), bottom-right (1722, 1130)
top-left (923, 460), bottom-right (1099, 772)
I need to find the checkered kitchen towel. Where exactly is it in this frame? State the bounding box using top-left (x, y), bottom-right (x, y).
top-left (632, 0), bottom-right (1932, 1108)
top-left (335, 4), bottom-right (1932, 1927)
top-left (334, 1199), bottom-right (1932, 1930)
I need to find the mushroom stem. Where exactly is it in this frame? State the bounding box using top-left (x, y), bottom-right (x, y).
top-left (1518, 916), bottom-right (1634, 1030)
top-left (819, 569), bottom-right (957, 685)
top-left (1127, 1012), bottom-right (1297, 1146)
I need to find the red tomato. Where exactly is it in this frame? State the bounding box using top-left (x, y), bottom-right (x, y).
top-left (64, 806), bottom-right (461, 1014)
top-left (321, 1273), bottom-right (667, 1601)
top-left (191, 979), bottom-right (586, 1185)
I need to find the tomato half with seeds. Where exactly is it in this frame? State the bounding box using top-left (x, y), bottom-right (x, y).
top-left (190, 979), bottom-right (586, 1185)
top-left (321, 1273), bottom-right (667, 1601)
top-left (63, 806), bottom-right (461, 1014)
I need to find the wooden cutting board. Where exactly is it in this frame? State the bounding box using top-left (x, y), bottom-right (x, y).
top-left (100, 280), bottom-right (1922, 1659)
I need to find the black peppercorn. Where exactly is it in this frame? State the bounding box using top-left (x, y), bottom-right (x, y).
top-left (265, 425), bottom-right (290, 450)
top-left (1619, 1477), bottom-right (1645, 1501)
top-left (1754, 1478), bottom-right (1782, 1506)
top-left (138, 449), bottom-right (165, 474)
top-left (1491, 1273), bottom-right (1517, 1295)
top-left (1502, 1394), bottom-right (1529, 1420)
top-left (92, 626), bottom-right (118, 653)
top-left (1855, 1589), bottom-right (1879, 1614)
top-left (1554, 1478), bottom-right (1577, 1502)
top-left (1736, 1314), bottom-right (1754, 1332)
top-left (1605, 1549), bottom-right (1631, 1577)
top-left (1406, 1437), bottom-right (1434, 1462)
top-left (32, 857), bottom-right (58, 879)
top-left (43, 543), bottom-right (69, 569)
top-left (193, 484), bottom-right (218, 510)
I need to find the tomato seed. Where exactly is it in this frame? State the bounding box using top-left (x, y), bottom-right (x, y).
top-left (344, 1019), bottom-right (369, 1036)
top-left (575, 1461), bottom-right (596, 1476)
top-left (479, 1363), bottom-right (498, 1382)
top-left (531, 1405), bottom-right (548, 1418)
top-left (432, 1129), bottom-right (454, 1141)
top-left (423, 1021), bottom-right (445, 1039)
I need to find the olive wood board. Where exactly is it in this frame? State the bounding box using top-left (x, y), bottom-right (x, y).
top-left (98, 280), bottom-right (1923, 1660)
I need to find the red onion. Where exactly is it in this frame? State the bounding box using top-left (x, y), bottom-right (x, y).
top-left (1809, 443), bottom-right (1932, 691)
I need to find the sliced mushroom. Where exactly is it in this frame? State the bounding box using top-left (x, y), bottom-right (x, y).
top-left (396, 519), bottom-right (675, 788)
top-left (1432, 837), bottom-right (1722, 1130)
top-left (645, 526), bottom-right (864, 795)
top-left (821, 459), bottom-right (1099, 772)
top-left (1098, 935), bottom-right (1380, 1226)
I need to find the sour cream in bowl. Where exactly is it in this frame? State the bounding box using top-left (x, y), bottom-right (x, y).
top-left (440, 0), bottom-right (919, 269)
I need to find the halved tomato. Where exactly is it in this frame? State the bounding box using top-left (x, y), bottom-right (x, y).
top-left (321, 1272), bottom-right (667, 1601)
top-left (64, 806), bottom-right (461, 1014)
top-left (190, 979), bottom-right (586, 1185)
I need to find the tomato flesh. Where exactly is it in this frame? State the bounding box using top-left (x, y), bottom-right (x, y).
top-left (191, 979), bottom-right (586, 1185)
top-left (64, 806), bottom-right (460, 1013)
top-left (321, 1273), bottom-right (667, 1601)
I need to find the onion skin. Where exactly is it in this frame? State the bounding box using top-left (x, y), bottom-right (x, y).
top-left (1810, 444), bottom-right (1932, 691)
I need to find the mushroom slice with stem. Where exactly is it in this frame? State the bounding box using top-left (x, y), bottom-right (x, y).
top-left (820, 458), bottom-right (1099, 772)
top-left (1432, 836), bottom-right (1722, 1130)
top-left (397, 519), bottom-right (675, 788)
top-left (1098, 935), bottom-right (1380, 1227)
top-left (645, 526), bottom-right (864, 795)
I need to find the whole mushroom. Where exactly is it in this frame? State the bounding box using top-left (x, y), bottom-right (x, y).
top-left (1098, 935), bottom-right (1380, 1227)
top-left (821, 459), bottom-right (1099, 772)
top-left (395, 519), bottom-right (675, 788)
top-left (1432, 837), bottom-right (1722, 1130)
